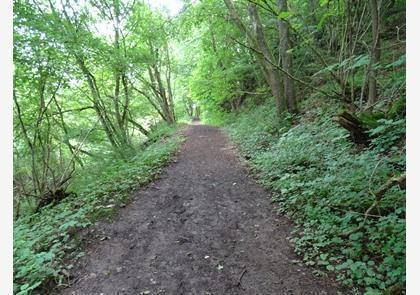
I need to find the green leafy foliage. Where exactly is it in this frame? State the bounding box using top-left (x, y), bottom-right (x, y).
top-left (13, 0), bottom-right (406, 293)
top-left (224, 99), bottom-right (405, 292)
top-left (13, 126), bottom-right (184, 294)
top-left (369, 118), bottom-right (406, 153)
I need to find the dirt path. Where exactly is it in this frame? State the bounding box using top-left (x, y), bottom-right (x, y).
top-left (61, 124), bottom-right (340, 295)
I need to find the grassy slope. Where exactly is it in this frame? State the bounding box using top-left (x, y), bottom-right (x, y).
top-left (210, 98), bottom-right (405, 294)
top-left (14, 124), bottom-right (185, 294)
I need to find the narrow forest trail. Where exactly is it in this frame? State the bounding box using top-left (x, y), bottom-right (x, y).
top-left (61, 124), bottom-right (340, 295)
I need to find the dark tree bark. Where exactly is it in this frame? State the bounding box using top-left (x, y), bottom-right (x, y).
top-left (368, 0), bottom-right (381, 106)
top-left (223, 0), bottom-right (287, 115)
top-left (334, 111), bottom-right (370, 145)
top-left (278, 0), bottom-right (297, 113)
top-left (248, 3), bottom-right (286, 115)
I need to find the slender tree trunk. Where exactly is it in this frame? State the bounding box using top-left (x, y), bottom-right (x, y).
top-left (164, 39), bottom-right (176, 124)
top-left (267, 71), bottom-right (284, 115)
top-left (51, 95), bottom-right (84, 167)
top-left (76, 57), bottom-right (120, 149)
top-left (248, 3), bottom-right (286, 115)
top-left (144, 42), bottom-right (176, 125)
top-left (278, 0), bottom-right (297, 113)
top-left (121, 73), bottom-right (131, 141)
top-left (223, 0), bottom-right (286, 115)
top-left (112, 0), bottom-right (131, 147)
top-left (368, 0), bottom-right (381, 106)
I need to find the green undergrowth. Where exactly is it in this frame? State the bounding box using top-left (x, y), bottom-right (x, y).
top-left (223, 99), bottom-right (405, 294)
top-left (13, 124), bottom-right (185, 294)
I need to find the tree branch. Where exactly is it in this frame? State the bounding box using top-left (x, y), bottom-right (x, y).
top-left (231, 37), bottom-right (339, 98)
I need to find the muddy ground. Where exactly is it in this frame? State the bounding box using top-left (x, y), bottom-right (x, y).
top-left (60, 124), bottom-right (341, 295)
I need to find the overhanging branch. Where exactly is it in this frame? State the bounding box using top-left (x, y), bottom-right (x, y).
top-left (231, 37), bottom-right (339, 98)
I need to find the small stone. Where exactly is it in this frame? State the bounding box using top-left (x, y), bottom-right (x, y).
top-left (116, 267), bottom-right (123, 273)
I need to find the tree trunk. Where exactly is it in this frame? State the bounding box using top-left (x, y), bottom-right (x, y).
top-left (368, 0), bottom-right (381, 106)
top-left (75, 57), bottom-right (120, 149)
top-left (248, 3), bottom-right (286, 115)
top-left (223, 0), bottom-right (286, 116)
top-left (278, 0), bottom-right (297, 113)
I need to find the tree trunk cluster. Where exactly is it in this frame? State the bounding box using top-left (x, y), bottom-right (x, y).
top-left (224, 0), bottom-right (297, 116)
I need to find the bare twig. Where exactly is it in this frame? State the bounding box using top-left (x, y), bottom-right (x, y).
top-left (364, 172), bottom-right (406, 222)
top-left (230, 37), bottom-right (339, 98)
top-left (236, 268), bottom-right (247, 288)
top-left (340, 172), bottom-right (406, 238)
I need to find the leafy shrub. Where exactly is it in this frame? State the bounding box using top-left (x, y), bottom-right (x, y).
top-left (224, 99), bottom-right (405, 292)
top-left (200, 106), bottom-right (232, 127)
top-left (369, 118), bottom-right (406, 153)
top-left (225, 100), bottom-right (294, 158)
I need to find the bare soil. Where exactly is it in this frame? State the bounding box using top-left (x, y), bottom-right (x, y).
top-left (60, 124), bottom-right (341, 295)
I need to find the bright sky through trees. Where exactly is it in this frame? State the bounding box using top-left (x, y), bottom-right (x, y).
top-left (148, 0), bottom-right (184, 16)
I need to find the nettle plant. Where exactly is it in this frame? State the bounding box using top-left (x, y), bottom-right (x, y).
top-left (225, 101), bottom-right (405, 293)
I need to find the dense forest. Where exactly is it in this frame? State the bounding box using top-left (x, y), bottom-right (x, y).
top-left (13, 0), bottom-right (406, 294)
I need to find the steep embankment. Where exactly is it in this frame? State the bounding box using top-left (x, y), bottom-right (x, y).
top-left (223, 98), bottom-right (406, 293)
